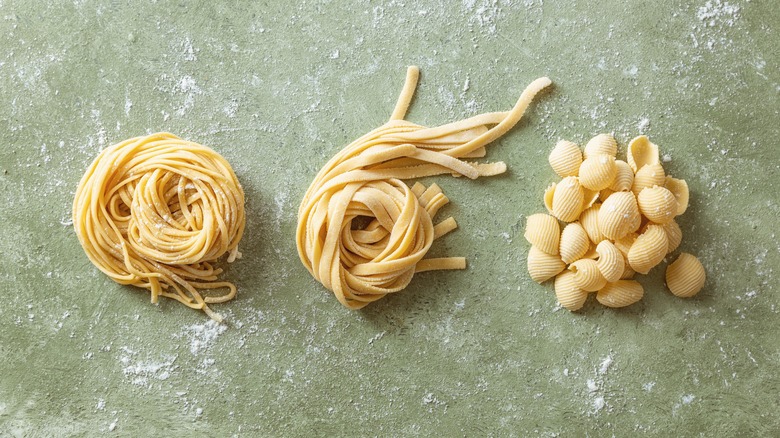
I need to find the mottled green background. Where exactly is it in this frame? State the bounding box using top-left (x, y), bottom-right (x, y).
top-left (0, 0), bottom-right (778, 436)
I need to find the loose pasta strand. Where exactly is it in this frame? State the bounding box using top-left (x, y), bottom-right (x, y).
top-left (297, 66), bottom-right (551, 309)
top-left (73, 133), bottom-right (245, 322)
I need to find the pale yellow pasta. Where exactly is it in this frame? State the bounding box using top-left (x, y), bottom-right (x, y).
top-left (627, 135), bottom-right (660, 173)
top-left (579, 154), bottom-right (617, 191)
top-left (72, 132), bottom-right (246, 322)
top-left (609, 160), bottom-right (634, 192)
top-left (582, 242), bottom-right (598, 259)
top-left (597, 191), bottom-right (641, 240)
top-left (665, 252), bottom-right (706, 297)
top-left (595, 240), bottom-right (624, 282)
top-left (583, 134), bottom-right (617, 159)
top-left (559, 222), bottom-right (590, 264)
top-left (627, 224), bottom-right (669, 274)
top-left (582, 188), bottom-right (600, 209)
top-left (297, 66), bottom-right (553, 309)
top-left (664, 176), bottom-right (690, 216)
top-left (632, 163), bottom-right (666, 196)
top-left (614, 232), bottom-right (638, 258)
top-left (599, 188), bottom-right (615, 201)
top-left (637, 185), bottom-right (678, 224)
top-left (596, 280), bottom-right (644, 308)
top-left (543, 182), bottom-right (556, 215)
top-left (568, 258), bottom-right (607, 292)
top-left (579, 203), bottom-right (605, 244)
top-left (662, 220), bottom-right (683, 254)
top-left (620, 264), bottom-right (636, 279)
top-left (524, 213), bottom-right (561, 255)
top-left (554, 270), bottom-right (588, 311)
top-left (548, 140), bottom-right (582, 177)
top-left (527, 246), bottom-right (566, 283)
top-left (552, 176), bottom-right (585, 222)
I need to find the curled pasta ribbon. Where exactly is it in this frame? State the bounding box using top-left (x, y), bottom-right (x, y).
top-left (297, 66), bottom-right (552, 309)
top-left (73, 132), bottom-right (246, 322)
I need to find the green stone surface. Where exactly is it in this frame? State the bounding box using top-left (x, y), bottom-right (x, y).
top-left (1, 1), bottom-right (778, 436)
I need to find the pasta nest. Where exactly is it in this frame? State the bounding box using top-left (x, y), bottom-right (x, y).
top-left (297, 67), bottom-right (551, 309)
top-left (73, 132), bottom-right (245, 321)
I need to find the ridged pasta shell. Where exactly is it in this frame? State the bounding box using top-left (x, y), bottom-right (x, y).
top-left (595, 240), bottom-right (625, 282)
top-left (596, 280), bottom-right (644, 308)
top-left (662, 220), bottom-right (683, 254)
top-left (620, 264), bottom-right (636, 279)
top-left (582, 242), bottom-right (598, 259)
top-left (552, 176), bottom-right (585, 222)
top-left (560, 222), bottom-right (590, 264)
top-left (544, 182), bottom-right (556, 215)
top-left (579, 203), bottom-right (605, 244)
top-left (665, 252), bottom-right (705, 298)
top-left (599, 188), bottom-right (615, 201)
top-left (524, 213), bottom-right (560, 255)
top-left (627, 135), bottom-right (660, 173)
top-left (549, 140), bottom-right (582, 177)
top-left (627, 224), bottom-right (669, 274)
top-left (583, 134), bottom-right (617, 159)
top-left (527, 246), bottom-right (566, 283)
top-left (637, 185), bottom-right (678, 224)
top-left (609, 160), bottom-right (634, 192)
top-left (583, 188), bottom-right (600, 209)
top-left (554, 270), bottom-right (588, 311)
top-left (569, 258), bottom-right (607, 292)
top-left (597, 191), bottom-right (641, 240)
top-left (632, 163), bottom-right (665, 196)
top-left (664, 176), bottom-right (689, 216)
top-left (614, 232), bottom-right (638, 258)
top-left (579, 154), bottom-right (617, 191)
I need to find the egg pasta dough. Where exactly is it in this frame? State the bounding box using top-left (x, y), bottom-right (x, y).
top-left (73, 132), bottom-right (245, 322)
top-left (297, 66), bottom-right (552, 309)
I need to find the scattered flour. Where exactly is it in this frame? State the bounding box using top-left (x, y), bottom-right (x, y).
top-left (183, 320), bottom-right (227, 355)
top-left (696, 1), bottom-right (741, 27)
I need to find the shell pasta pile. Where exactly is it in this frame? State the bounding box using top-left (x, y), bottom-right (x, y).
top-left (297, 66), bottom-right (552, 309)
top-left (72, 132), bottom-right (245, 322)
top-left (524, 134), bottom-right (706, 311)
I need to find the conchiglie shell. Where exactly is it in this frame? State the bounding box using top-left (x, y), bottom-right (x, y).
top-left (627, 135), bottom-right (660, 173)
top-left (665, 252), bottom-right (706, 298)
top-left (620, 264), bottom-right (636, 279)
top-left (582, 242), bottom-right (598, 260)
top-left (632, 163), bottom-right (666, 196)
top-left (524, 213), bottom-right (560, 255)
top-left (637, 185), bottom-right (678, 224)
top-left (554, 271), bottom-right (588, 311)
top-left (597, 191), bottom-right (641, 240)
top-left (583, 134), bottom-right (617, 159)
top-left (595, 240), bottom-right (625, 282)
top-left (579, 204), bottom-right (605, 244)
top-left (549, 140), bottom-right (582, 177)
top-left (596, 280), bottom-right (644, 308)
top-left (559, 222), bottom-right (590, 264)
top-left (569, 258), bottom-right (607, 292)
top-left (599, 188), bottom-right (615, 201)
top-left (579, 154), bottom-right (617, 191)
top-left (614, 232), bottom-right (638, 258)
top-left (582, 188), bottom-right (600, 209)
top-left (627, 224), bottom-right (669, 274)
top-left (662, 220), bottom-right (683, 254)
top-left (609, 160), bottom-right (634, 192)
top-left (527, 246), bottom-right (566, 283)
top-left (544, 183), bottom-right (556, 215)
top-left (552, 176), bottom-right (584, 222)
top-left (664, 176), bottom-right (689, 216)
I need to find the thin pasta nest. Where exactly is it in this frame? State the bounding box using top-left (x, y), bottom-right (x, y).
top-left (73, 132), bottom-right (245, 321)
top-left (297, 66), bottom-right (552, 309)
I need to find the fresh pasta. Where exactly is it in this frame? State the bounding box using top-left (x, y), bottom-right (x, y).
top-left (524, 133), bottom-right (705, 311)
top-left (297, 66), bottom-right (551, 309)
top-left (72, 132), bottom-right (245, 322)
top-left (524, 213), bottom-right (561, 255)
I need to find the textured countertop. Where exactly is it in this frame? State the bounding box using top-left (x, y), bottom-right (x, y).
top-left (1, 1), bottom-right (778, 436)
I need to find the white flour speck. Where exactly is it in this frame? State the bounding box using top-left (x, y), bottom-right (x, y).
top-left (184, 320), bottom-right (227, 355)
